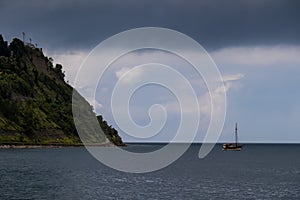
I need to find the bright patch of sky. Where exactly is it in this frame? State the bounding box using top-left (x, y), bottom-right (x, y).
top-left (52, 45), bottom-right (300, 143)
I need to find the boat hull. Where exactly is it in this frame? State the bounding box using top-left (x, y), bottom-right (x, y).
top-left (222, 147), bottom-right (242, 151)
top-left (222, 144), bottom-right (242, 151)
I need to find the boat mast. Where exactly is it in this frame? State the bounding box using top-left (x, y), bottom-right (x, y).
top-left (235, 123), bottom-right (238, 147)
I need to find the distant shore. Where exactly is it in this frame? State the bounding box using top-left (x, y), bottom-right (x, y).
top-left (0, 141), bottom-right (118, 149)
top-left (0, 143), bottom-right (82, 149)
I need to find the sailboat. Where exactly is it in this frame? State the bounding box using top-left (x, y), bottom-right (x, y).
top-left (222, 123), bottom-right (242, 151)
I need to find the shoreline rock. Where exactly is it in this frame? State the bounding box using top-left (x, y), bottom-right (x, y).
top-left (0, 141), bottom-right (123, 149)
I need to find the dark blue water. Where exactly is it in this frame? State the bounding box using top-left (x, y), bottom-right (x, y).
top-left (0, 144), bottom-right (299, 199)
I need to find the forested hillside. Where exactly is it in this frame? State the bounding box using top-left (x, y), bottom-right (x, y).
top-left (0, 35), bottom-right (124, 146)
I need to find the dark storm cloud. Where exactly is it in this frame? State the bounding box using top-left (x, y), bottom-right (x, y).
top-left (0, 0), bottom-right (299, 51)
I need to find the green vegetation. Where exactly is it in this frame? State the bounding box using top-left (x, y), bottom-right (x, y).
top-left (97, 116), bottom-right (124, 146)
top-left (0, 34), bottom-right (124, 146)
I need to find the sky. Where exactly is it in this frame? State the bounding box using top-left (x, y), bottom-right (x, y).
top-left (1, 0), bottom-right (300, 143)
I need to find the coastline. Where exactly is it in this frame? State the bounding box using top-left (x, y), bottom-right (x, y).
top-left (0, 143), bottom-right (83, 149)
top-left (0, 141), bottom-right (120, 149)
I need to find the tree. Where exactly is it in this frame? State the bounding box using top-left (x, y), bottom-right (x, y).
top-left (9, 38), bottom-right (25, 58)
top-left (54, 64), bottom-right (65, 80)
top-left (0, 34), bottom-right (10, 57)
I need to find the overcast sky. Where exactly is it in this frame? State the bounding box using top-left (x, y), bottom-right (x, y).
top-left (1, 0), bottom-right (300, 143)
top-left (1, 0), bottom-right (300, 50)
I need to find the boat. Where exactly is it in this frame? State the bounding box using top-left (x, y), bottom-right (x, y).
top-left (222, 123), bottom-right (242, 151)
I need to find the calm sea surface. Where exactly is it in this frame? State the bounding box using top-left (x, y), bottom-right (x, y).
top-left (0, 144), bottom-right (299, 199)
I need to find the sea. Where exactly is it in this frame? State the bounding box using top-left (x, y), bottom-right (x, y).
top-left (0, 144), bottom-right (299, 199)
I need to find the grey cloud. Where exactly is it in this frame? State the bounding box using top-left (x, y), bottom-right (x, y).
top-left (0, 0), bottom-right (299, 51)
